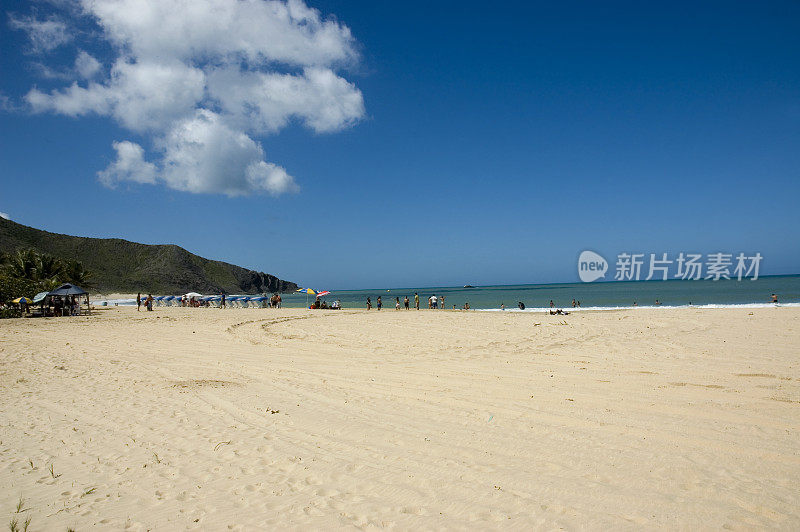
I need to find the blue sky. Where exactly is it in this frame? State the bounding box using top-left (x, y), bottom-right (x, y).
top-left (1, 0), bottom-right (798, 289)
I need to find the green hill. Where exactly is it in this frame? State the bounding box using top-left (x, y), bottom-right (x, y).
top-left (0, 217), bottom-right (298, 294)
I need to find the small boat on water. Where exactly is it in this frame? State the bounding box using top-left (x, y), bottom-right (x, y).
top-left (463, 284), bottom-right (475, 288)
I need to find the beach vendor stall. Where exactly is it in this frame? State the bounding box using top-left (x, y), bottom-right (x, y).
top-left (47, 283), bottom-right (90, 316)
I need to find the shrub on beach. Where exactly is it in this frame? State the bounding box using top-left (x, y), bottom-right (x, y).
top-left (0, 272), bottom-right (38, 304)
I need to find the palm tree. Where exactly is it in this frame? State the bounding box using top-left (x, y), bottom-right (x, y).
top-left (0, 249), bottom-right (93, 290)
top-left (34, 253), bottom-right (65, 290)
top-left (61, 259), bottom-right (92, 287)
top-left (3, 249), bottom-right (40, 280)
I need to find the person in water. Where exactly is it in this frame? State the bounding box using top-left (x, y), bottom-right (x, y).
top-left (518, 301), bottom-right (525, 310)
top-left (771, 293), bottom-right (778, 303)
top-left (377, 296), bottom-right (382, 310)
top-left (550, 300), bottom-right (554, 308)
top-left (366, 297), bottom-right (372, 310)
top-left (404, 296), bottom-right (410, 309)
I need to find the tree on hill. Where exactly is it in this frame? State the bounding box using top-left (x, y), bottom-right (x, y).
top-left (0, 249), bottom-right (93, 303)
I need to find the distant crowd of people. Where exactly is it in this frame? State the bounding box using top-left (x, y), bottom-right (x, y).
top-left (365, 293), bottom-right (471, 310)
top-left (310, 297), bottom-right (340, 310)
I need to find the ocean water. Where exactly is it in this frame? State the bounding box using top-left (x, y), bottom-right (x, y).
top-left (279, 275), bottom-right (800, 310)
top-left (98, 275), bottom-right (800, 310)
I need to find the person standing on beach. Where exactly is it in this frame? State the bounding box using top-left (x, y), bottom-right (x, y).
top-left (404, 296), bottom-right (410, 309)
top-left (414, 293), bottom-right (420, 310)
top-left (137, 292), bottom-right (141, 311)
top-left (395, 297), bottom-right (400, 310)
top-left (572, 299), bottom-right (576, 308)
top-left (221, 293), bottom-right (226, 309)
top-left (377, 296), bottom-right (382, 310)
top-left (146, 294), bottom-right (153, 311)
top-left (431, 294), bottom-right (438, 309)
top-left (440, 295), bottom-right (445, 309)
top-left (367, 297), bottom-right (372, 310)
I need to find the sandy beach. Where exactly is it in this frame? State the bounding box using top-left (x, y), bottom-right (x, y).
top-left (1, 306), bottom-right (798, 529)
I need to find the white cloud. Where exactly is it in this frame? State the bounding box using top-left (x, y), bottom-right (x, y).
top-left (9, 14), bottom-right (72, 53)
top-left (207, 66), bottom-right (364, 134)
top-left (28, 59), bottom-right (206, 132)
top-left (0, 93), bottom-right (20, 112)
top-left (83, 0), bottom-right (356, 66)
top-left (0, 212), bottom-right (9, 220)
top-left (159, 110), bottom-right (298, 196)
top-left (21, 0), bottom-right (365, 197)
top-left (98, 141), bottom-right (157, 186)
top-left (75, 50), bottom-right (101, 79)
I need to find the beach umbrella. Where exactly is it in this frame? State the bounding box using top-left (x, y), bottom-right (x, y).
top-left (296, 288), bottom-right (316, 306)
top-left (32, 291), bottom-right (48, 304)
top-left (317, 291), bottom-right (331, 298)
top-left (12, 297), bottom-right (31, 304)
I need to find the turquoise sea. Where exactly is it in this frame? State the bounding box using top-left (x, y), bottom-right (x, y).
top-left (99, 275), bottom-right (800, 310)
top-left (279, 275), bottom-right (800, 310)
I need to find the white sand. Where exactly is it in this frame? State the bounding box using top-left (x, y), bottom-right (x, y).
top-left (1, 306), bottom-right (798, 529)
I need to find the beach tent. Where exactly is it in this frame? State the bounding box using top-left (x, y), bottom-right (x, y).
top-left (47, 283), bottom-right (90, 315)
